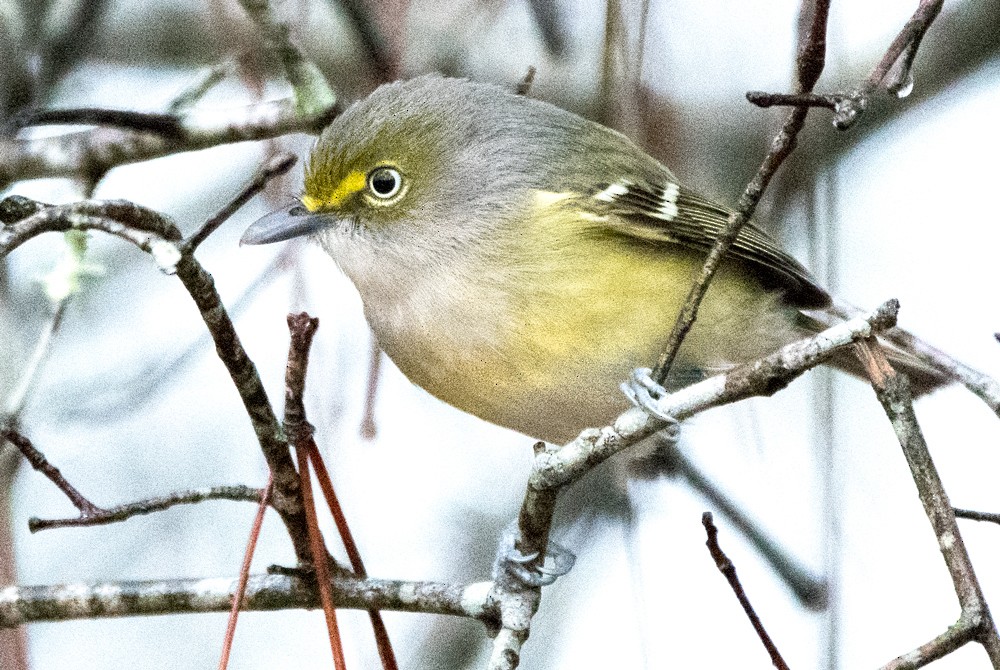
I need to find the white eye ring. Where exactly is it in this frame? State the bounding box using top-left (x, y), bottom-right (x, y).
top-left (367, 167), bottom-right (403, 199)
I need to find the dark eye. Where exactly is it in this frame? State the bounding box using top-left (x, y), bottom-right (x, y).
top-left (367, 167), bottom-right (402, 199)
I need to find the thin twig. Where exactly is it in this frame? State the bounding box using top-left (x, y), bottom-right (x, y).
top-left (650, 0), bottom-right (831, 385)
top-left (182, 152), bottom-right (297, 252)
top-left (0, 429), bottom-right (104, 519)
top-left (283, 313), bottom-right (347, 669)
top-left (702, 513), bottom-right (790, 670)
top-left (297, 443), bottom-right (347, 669)
top-left (218, 475), bottom-right (272, 670)
top-left (7, 108), bottom-right (184, 139)
top-left (747, 0), bottom-right (943, 129)
top-left (29, 485), bottom-right (264, 532)
top-left (953, 508), bottom-right (1000, 526)
top-left (309, 445), bottom-right (399, 670)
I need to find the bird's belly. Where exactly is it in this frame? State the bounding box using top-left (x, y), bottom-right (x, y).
top-left (370, 244), bottom-right (800, 444)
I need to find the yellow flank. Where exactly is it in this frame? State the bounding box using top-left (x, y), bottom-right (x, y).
top-left (302, 170), bottom-right (367, 211)
top-left (385, 193), bottom-right (798, 443)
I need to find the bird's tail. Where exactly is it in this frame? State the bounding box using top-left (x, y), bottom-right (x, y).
top-left (799, 304), bottom-right (952, 396)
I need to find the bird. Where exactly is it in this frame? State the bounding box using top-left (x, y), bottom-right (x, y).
top-left (241, 74), bottom-right (946, 445)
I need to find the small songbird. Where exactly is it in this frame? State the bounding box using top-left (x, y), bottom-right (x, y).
top-left (242, 74), bottom-right (945, 444)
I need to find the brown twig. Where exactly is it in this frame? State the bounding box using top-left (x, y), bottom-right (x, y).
top-left (748, 0), bottom-right (943, 129)
top-left (218, 475), bottom-right (273, 670)
top-left (650, 0), bottom-right (830, 385)
top-left (702, 513), bottom-right (790, 670)
top-left (309, 445), bottom-right (398, 670)
top-left (0, 429), bottom-right (105, 520)
top-left (29, 485), bottom-right (264, 532)
top-left (953, 508), bottom-right (1000, 526)
top-left (855, 337), bottom-right (1000, 667)
top-left (296, 435), bottom-right (348, 669)
top-left (183, 152), bottom-right (297, 252)
top-left (7, 108), bottom-right (185, 139)
top-left (283, 313), bottom-right (348, 669)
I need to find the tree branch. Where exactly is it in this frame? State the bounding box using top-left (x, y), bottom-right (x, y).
top-left (0, 574), bottom-right (494, 627)
top-left (855, 338), bottom-right (1000, 667)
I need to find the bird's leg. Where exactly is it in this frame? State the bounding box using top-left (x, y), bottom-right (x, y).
top-left (493, 520), bottom-right (576, 588)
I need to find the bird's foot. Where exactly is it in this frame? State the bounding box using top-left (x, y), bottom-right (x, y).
top-left (493, 524), bottom-right (576, 588)
top-left (622, 367), bottom-right (681, 438)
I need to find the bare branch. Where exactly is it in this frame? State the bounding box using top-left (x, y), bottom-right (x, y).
top-left (954, 508), bottom-right (1000, 526)
top-left (748, 0), bottom-right (944, 129)
top-left (855, 338), bottom-right (1000, 666)
top-left (0, 574), bottom-right (494, 627)
top-left (0, 99), bottom-right (338, 189)
top-left (29, 485), bottom-right (264, 532)
top-left (703, 513), bottom-right (790, 670)
top-left (650, 0), bottom-right (831, 384)
top-left (182, 152), bottom-right (297, 252)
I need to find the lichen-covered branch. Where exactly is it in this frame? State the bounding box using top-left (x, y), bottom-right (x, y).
top-left (0, 574), bottom-right (493, 628)
top-left (856, 338), bottom-right (1000, 667)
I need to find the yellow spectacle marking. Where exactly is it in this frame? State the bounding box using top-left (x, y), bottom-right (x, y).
top-left (303, 170), bottom-right (367, 211)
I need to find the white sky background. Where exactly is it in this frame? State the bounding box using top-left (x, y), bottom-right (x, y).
top-left (4, 0), bottom-right (1000, 668)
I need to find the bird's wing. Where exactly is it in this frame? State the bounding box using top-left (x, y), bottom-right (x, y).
top-left (587, 179), bottom-right (830, 309)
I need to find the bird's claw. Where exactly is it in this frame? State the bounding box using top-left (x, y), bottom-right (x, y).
top-left (494, 525), bottom-right (576, 588)
top-left (622, 367), bottom-right (681, 438)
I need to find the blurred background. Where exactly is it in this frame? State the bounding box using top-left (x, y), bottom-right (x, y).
top-left (2, 0), bottom-right (1000, 667)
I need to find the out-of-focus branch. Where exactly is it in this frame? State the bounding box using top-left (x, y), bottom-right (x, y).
top-left (237, 0), bottom-right (337, 115)
top-left (36, 0), bottom-right (112, 93)
top-left (855, 338), bottom-right (1000, 668)
top-left (0, 99), bottom-right (338, 189)
top-left (0, 574), bottom-right (494, 627)
top-left (328, 0), bottom-right (399, 81)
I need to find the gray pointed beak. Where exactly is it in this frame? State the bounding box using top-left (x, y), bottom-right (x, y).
top-left (240, 205), bottom-right (331, 245)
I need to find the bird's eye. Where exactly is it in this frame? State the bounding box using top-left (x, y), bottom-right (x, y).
top-left (367, 167), bottom-right (402, 199)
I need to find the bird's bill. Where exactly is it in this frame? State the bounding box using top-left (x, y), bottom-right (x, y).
top-left (240, 205), bottom-right (330, 245)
